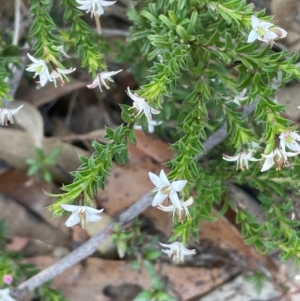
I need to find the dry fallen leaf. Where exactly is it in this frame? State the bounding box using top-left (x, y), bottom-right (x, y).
top-left (25, 256), bottom-right (237, 301)
top-left (0, 170), bottom-right (67, 232)
top-left (11, 100), bottom-right (44, 147)
top-left (16, 80), bottom-right (89, 107)
top-left (0, 194), bottom-right (70, 252)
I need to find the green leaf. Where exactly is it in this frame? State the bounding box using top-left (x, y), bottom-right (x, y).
top-left (143, 250), bottom-right (161, 260)
top-left (2, 45), bottom-right (20, 56)
top-left (26, 158), bottom-right (37, 165)
top-left (147, 47), bottom-right (162, 61)
top-left (159, 15), bottom-right (174, 30)
top-left (141, 10), bottom-right (157, 23)
top-left (105, 126), bottom-right (115, 140)
top-left (206, 30), bottom-right (220, 45)
top-left (34, 147), bottom-right (45, 160)
top-left (27, 165), bottom-right (40, 176)
top-left (128, 130), bottom-right (137, 145)
top-left (48, 147), bottom-right (61, 160)
top-left (176, 25), bottom-right (189, 42)
top-left (133, 290), bottom-right (153, 301)
top-left (43, 170), bottom-right (52, 183)
top-left (113, 124), bottom-right (124, 142)
top-left (187, 10), bottom-right (198, 34)
top-left (114, 148), bottom-right (128, 165)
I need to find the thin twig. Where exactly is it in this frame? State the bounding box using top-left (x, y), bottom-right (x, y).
top-left (94, 15), bottom-right (102, 35)
top-left (102, 28), bottom-right (130, 37)
top-left (13, 0), bottom-right (21, 45)
top-left (44, 129), bottom-right (107, 144)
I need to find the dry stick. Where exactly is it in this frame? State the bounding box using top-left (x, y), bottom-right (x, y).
top-left (94, 15), bottom-right (102, 35)
top-left (11, 102), bottom-right (256, 299)
top-left (13, 0), bottom-right (21, 45)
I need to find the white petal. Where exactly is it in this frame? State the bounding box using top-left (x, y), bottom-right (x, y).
top-left (248, 156), bottom-right (261, 162)
top-left (60, 204), bottom-right (80, 212)
top-left (157, 204), bottom-right (175, 212)
top-left (161, 248), bottom-right (172, 256)
top-left (286, 142), bottom-right (300, 152)
top-left (143, 103), bottom-right (152, 118)
top-left (10, 105), bottom-right (23, 115)
top-left (77, 3), bottom-right (90, 10)
top-left (159, 242), bottom-right (172, 248)
top-left (261, 151), bottom-right (275, 158)
top-left (247, 30), bottom-right (258, 43)
top-left (285, 151), bottom-right (300, 157)
top-left (289, 132), bottom-right (300, 141)
top-left (152, 191), bottom-right (167, 206)
top-left (150, 107), bottom-right (160, 115)
top-left (261, 157), bottom-right (274, 172)
top-left (159, 169), bottom-right (170, 186)
top-left (169, 190), bottom-right (183, 210)
top-left (184, 196), bottom-right (194, 207)
top-left (251, 15), bottom-right (260, 29)
top-left (85, 206), bottom-right (104, 214)
top-left (181, 247), bottom-right (196, 256)
top-left (56, 67), bottom-right (76, 75)
top-left (39, 70), bottom-right (50, 87)
top-left (171, 180), bottom-right (187, 192)
top-left (0, 289), bottom-right (16, 301)
top-left (277, 28), bottom-right (287, 38)
top-left (260, 21), bottom-right (274, 29)
top-left (27, 53), bottom-right (39, 64)
top-left (86, 213), bottom-right (102, 222)
top-left (101, 69), bottom-right (122, 79)
top-left (87, 75), bottom-right (100, 90)
top-left (222, 154), bottom-right (239, 162)
top-left (65, 212), bottom-right (81, 227)
top-left (95, 5), bottom-right (104, 15)
top-left (126, 87), bottom-right (144, 103)
top-left (25, 65), bottom-right (38, 72)
top-left (263, 31), bottom-right (278, 40)
top-left (149, 171), bottom-right (163, 187)
top-left (100, 0), bottom-right (116, 7)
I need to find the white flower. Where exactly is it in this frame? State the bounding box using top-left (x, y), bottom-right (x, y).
top-left (223, 89), bottom-right (247, 106)
top-left (87, 70), bottom-right (122, 92)
top-left (261, 147), bottom-right (299, 172)
top-left (53, 45), bottom-right (71, 58)
top-left (76, 0), bottom-right (116, 17)
top-left (223, 151), bottom-right (260, 171)
top-left (26, 53), bottom-right (52, 87)
top-left (0, 289), bottom-right (16, 301)
top-left (60, 204), bottom-right (104, 228)
top-left (0, 105), bottom-right (23, 126)
top-left (50, 67), bottom-right (76, 87)
top-left (158, 196), bottom-right (193, 222)
top-left (279, 132), bottom-right (300, 153)
top-left (127, 87), bottom-right (160, 119)
top-left (159, 241), bottom-right (196, 263)
top-left (148, 169), bottom-right (187, 210)
top-left (247, 15), bottom-right (287, 45)
top-left (233, 89), bottom-right (247, 105)
top-left (134, 118), bottom-right (162, 133)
